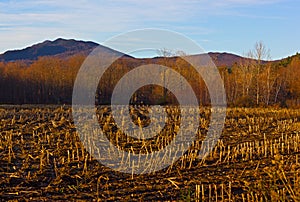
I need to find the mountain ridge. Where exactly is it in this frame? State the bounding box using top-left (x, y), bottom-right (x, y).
top-left (1, 38), bottom-right (100, 62)
top-left (0, 38), bottom-right (295, 67)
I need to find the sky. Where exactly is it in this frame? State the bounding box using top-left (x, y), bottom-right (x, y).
top-left (0, 0), bottom-right (299, 60)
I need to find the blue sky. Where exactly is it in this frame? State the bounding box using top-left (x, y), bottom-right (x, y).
top-left (0, 0), bottom-right (299, 59)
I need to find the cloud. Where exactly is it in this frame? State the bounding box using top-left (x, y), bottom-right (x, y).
top-left (210, 0), bottom-right (282, 7)
top-left (0, 0), bottom-right (286, 53)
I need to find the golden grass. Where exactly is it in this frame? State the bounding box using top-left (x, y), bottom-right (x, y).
top-left (0, 106), bottom-right (299, 201)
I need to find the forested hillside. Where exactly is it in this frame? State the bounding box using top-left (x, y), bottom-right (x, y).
top-left (0, 52), bottom-right (300, 106)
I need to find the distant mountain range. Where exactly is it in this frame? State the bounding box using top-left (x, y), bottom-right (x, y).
top-left (0, 38), bottom-right (98, 62)
top-left (0, 38), bottom-right (285, 67)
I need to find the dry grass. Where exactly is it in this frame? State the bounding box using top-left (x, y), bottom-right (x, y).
top-left (0, 105), bottom-right (299, 201)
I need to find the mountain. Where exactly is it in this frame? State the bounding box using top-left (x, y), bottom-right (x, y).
top-left (0, 38), bottom-right (273, 66)
top-left (207, 52), bottom-right (245, 67)
top-left (0, 38), bottom-right (124, 62)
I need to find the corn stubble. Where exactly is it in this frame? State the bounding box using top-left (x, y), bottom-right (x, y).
top-left (0, 106), bottom-right (299, 201)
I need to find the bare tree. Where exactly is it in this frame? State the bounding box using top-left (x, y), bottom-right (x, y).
top-left (237, 56), bottom-right (254, 98)
top-left (248, 41), bottom-right (271, 105)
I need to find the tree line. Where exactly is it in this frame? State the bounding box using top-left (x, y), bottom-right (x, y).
top-left (0, 42), bottom-right (300, 107)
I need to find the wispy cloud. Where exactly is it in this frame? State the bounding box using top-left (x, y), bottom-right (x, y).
top-left (210, 0), bottom-right (283, 7)
top-left (0, 0), bottom-right (292, 57)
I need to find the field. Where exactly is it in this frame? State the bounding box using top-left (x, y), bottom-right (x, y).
top-left (0, 105), bottom-right (300, 201)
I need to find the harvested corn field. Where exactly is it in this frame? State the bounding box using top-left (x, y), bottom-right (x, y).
top-left (0, 106), bottom-right (300, 201)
